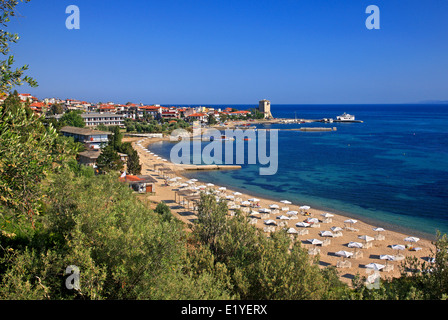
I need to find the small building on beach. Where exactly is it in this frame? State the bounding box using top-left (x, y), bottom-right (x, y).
top-left (119, 174), bottom-right (157, 194)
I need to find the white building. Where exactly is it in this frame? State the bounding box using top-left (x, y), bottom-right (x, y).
top-left (81, 112), bottom-right (124, 127)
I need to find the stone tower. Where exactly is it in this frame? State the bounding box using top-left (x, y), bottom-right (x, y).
top-left (258, 99), bottom-right (273, 119)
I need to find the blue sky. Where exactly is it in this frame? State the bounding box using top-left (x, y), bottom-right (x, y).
top-left (7, 0), bottom-right (448, 104)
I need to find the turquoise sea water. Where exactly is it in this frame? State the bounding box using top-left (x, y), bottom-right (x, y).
top-left (148, 104), bottom-right (448, 239)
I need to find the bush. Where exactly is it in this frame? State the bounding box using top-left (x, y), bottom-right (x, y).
top-left (155, 202), bottom-right (172, 222)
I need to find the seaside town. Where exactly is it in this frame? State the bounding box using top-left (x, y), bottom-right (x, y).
top-left (1, 91), bottom-right (436, 288)
top-left (4, 92), bottom-right (267, 125)
top-left (2, 0), bottom-right (448, 306)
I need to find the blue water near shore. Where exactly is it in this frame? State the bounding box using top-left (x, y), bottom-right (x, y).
top-left (148, 104), bottom-right (448, 239)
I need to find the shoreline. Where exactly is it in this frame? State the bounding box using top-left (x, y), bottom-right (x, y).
top-left (127, 136), bottom-right (437, 285)
top-left (178, 171), bottom-right (438, 242)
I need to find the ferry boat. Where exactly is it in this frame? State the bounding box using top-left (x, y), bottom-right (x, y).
top-left (336, 113), bottom-right (355, 121)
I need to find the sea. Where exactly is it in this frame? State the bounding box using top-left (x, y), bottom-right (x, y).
top-left (147, 104), bottom-right (448, 240)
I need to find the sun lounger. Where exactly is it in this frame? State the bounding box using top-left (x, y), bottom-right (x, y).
top-left (336, 260), bottom-right (352, 268)
top-left (322, 218), bottom-right (332, 224)
top-left (322, 239), bottom-right (331, 247)
top-left (394, 254), bottom-right (405, 261)
top-left (333, 231), bottom-right (343, 238)
top-left (344, 227), bottom-right (359, 232)
top-left (308, 248), bottom-right (320, 256)
top-left (278, 221), bottom-right (289, 228)
top-left (310, 223), bottom-right (321, 228)
top-left (364, 242), bottom-right (373, 249)
top-left (383, 264), bottom-right (394, 272)
top-left (374, 234), bottom-right (385, 241)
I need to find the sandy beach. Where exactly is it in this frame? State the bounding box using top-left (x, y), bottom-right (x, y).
top-left (125, 136), bottom-right (436, 286)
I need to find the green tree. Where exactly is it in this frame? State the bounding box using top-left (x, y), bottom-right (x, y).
top-left (60, 110), bottom-right (85, 128)
top-left (49, 103), bottom-right (64, 115)
top-left (208, 114), bottom-right (217, 126)
top-left (110, 126), bottom-right (123, 150)
top-left (0, 93), bottom-right (59, 227)
top-left (125, 148), bottom-right (141, 175)
top-left (0, 0), bottom-right (37, 93)
top-left (96, 144), bottom-right (123, 173)
top-left (155, 202), bottom-right (172, 222)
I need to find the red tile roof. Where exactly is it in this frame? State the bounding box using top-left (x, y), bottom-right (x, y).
top-left (187, 113), bottom-right (207, 117)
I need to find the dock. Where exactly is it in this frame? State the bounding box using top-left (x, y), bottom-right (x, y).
top-left (265, 127), bottom-right (337, 132)
top-left (177, 164), bottom-right (242, 171)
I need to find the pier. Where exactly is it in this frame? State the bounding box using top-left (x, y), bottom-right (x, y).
top-left (177, 164), bottom-right (242, 171)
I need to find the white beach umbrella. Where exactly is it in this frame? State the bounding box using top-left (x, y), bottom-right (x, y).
top-left (320, 231), bottom-right (334, 237)
top-left (277, 215), bottom-right (290, 220)
top-left (348, 241), bottom-right (364, 249)
top-left (287, 228), bottom-right (299, 234)
top-left (335, 250), bottom-right (354, 259)
top-left (162, 159), bottom-right (168, 162)
top-left (365, 263), bottom-right (385, 271)
top-left (299, 205), bottom-right (311, 210)
top-left (391, 244), bottom-right (406, 250)
top-left (305, 217), bottom-right (319, 224)
top-left (259, 208), bottom-right (271, 213)
top-left (264, 219), bottom-right (277, 226)
top-left (248, 198), bottom-right (260, 202)
top-left (391, 244), bottom-right (406, 255)
top-left (286, 210), bottom-right (299, 215)
top-left (358, 235), bottom-right (375, 242)
top-left (190, 179), bottom-right (198, 182)
top-left (307, 239), bottom-right (323, 246)
top-left (186, 180), bottom-right (195, 184)
top-left (179, 183), bottom-right (189, 187)
top-left (250, 210), bottom-right (260, 215)
top-left (269, 204), bottom-right (280, 209)
top-left (373, 227), bottom-right (385, 232)
top-left (226, 195), bottom-right (235, 200)
top-left (331, 226), bottom-right (343, 232)
top-left (233, 192), bottom-right (242, 196)
top-left (218, 187), bottom-right (227, 191)
top-left (280, 200), bottom-right (292, 204)
top-left (404, 236), bottom-right (420, 243)
top-left (344, 219), bottom-right (358, 225)
top-left (380, 255), bottom-right (395, 261)
top-left (241, 201), bottom-right (251, 206)
top-left (296, 221), bottom-right (311, 228)
top-left (321, 212), bottom-right (334, 218)
top-left (206, 183), bottom-right (215, 187)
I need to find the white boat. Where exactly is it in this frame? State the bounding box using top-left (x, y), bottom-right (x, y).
top-left (336, 112), bottom-right (355, 121)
